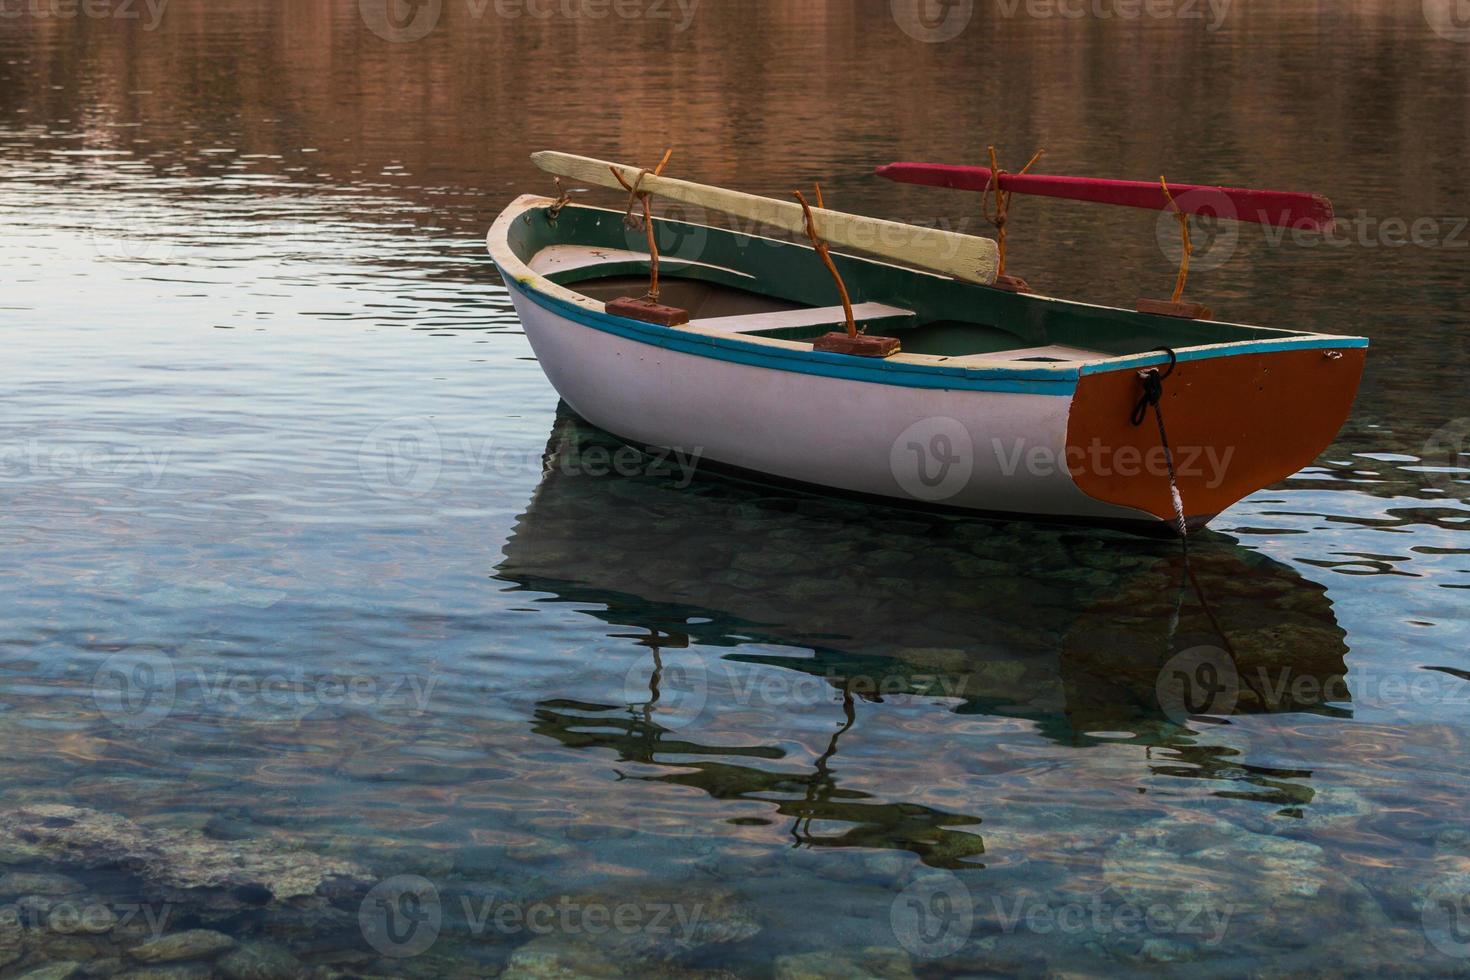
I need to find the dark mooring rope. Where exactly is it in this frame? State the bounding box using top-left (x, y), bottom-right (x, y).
top-left (1129, 347), bottom-right (1188, 542)
top-left (1131, 347), bottom-right (1266, 706)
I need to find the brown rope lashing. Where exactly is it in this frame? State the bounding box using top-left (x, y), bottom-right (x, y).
top-left (610, 148), bottom-right (674, 301)
top-left (793, 185), bottom-right (857, 338)
top-left (545, 176), bottom-right (571, 222)
top-left (982, 145), bottom-right (1044, 277)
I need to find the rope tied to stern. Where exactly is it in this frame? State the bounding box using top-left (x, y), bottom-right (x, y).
top-left (1129, 346), bottom-right (1189, 540)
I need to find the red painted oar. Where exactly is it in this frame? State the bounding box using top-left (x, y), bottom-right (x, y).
top-left (875, 162), bottom-right (1335, 232)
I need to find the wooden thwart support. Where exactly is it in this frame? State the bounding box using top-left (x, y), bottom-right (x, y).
top-left (606, 148), bottom-right (691, 326)
top-left (794, 186), bottom-right (901, 358)
top-left (1137, 176), bottom-right (1212, 321)
top-left (982, 145), bottom-right (1044, 293)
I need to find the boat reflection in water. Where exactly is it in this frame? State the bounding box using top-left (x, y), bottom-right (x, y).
top-left (497, 409), bottom-right (1351, 867)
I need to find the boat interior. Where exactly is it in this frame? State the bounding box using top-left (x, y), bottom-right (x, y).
top-left (510, 202), bottom-right (1317, 362)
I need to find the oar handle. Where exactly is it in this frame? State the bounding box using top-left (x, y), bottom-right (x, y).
top-left (532, 151), bottom-right (999, 285)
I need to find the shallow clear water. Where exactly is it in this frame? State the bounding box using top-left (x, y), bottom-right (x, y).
top-left (1, 1), bottom-right (1468, 976)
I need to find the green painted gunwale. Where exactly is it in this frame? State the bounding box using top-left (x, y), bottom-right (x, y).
top-left (498, 199), bottom-right (1368, 366)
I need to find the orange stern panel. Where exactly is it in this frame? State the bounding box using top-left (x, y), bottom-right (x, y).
top-left (1065, 346), bottom-right (1366, 523)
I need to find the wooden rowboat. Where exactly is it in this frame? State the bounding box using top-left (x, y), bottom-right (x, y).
top-left (486, 152), bottom-right (1367, 533)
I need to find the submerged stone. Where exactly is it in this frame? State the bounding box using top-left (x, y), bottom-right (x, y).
top-left (502, 937), bottom-right (623, 979)
top-left (217, 940), bottom-right (307, 980)
top-left (114, 966), bottom-right (215, 980)
top-left (0, 873), bottom-right (84, 898)
top-left (0, 805), bottom-right (370, 903)
top-left (127, 929), bottom-right (236, 963)
top-left (773, 946), bottom-right (916, 980)
top-left (12, 964), bottom-right (82, 980)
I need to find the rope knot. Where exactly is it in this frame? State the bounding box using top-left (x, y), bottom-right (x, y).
top-left (1130, 347), bottom-right (1176, 427)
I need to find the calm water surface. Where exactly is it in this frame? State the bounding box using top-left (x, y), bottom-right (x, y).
top-left (2, 2), bottom-right (1469, 976)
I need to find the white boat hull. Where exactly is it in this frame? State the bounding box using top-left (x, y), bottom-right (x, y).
top-left (508, 287), bottom-right (1144, 524)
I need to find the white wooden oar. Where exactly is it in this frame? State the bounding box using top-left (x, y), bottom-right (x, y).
top-left (530, 150), bottom-right (999, 285)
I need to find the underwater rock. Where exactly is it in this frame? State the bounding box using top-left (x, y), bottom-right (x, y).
top-left (0, 873), bottom-right (84, 898)
top-left (501, 937), bottom-right (623, 979)
top-left (216, 940), bottom-right (306, 980)
top-left (1103, 814), bottom-right (1327, 913)
top-left (114, 965), bottom-right (215, 980)
top-left (25, 935), bottom-right (104, 964)
top-left (128, 929), bottom-right (236, 963)
top-left (1133, 937), bottom-right (1195, 963)
top-left (523, 885), bottom-right (760, 967)
top-left (502, 935), bottom-right (742, 980)
top-left (0, 805), bottom-right (370, 903)
top-left (13, 963), bottom-right (82, 980)
top-left (505, 837), bottom-right (576, 863)
top-left (773, 946), bottom-right (916, 980)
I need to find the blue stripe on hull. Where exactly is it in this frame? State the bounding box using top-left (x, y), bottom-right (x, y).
top-left (500, 268), bottom-right (1366, 397)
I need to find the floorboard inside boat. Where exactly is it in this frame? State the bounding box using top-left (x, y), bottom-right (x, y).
top-left (569, 275), bottom-right (805, 320)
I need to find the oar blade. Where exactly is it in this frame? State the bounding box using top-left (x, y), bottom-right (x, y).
top-left (876, 162), bottom-right (1335, 233)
